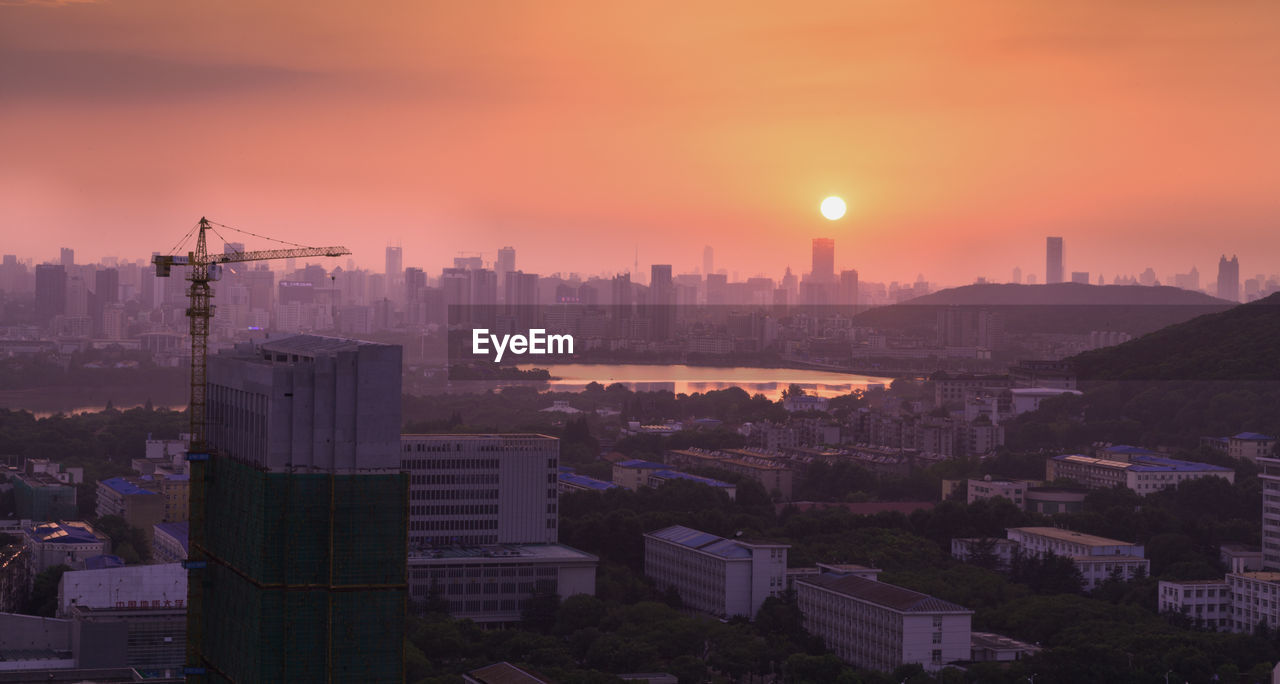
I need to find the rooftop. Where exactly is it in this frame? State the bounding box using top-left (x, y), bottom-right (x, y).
top-left (617, 459), bottom-right (668, 470)
top-left (1232, 572), bottom-right (1280, 583)
top-left (646, 525), bottom-right (787, 559)
top-left (651, 470), bottom-right (734, 488)
top-left (558, 471), bottom-right (618, 491)
top-left (1234, 432), bottom-right (1275, 441)
top-left (798, 574), bottom-right (971, 614)
top-left (1052, 454), bottom-right (1231, 473)
top-left (100, 477), bottom-right (158, 497)
top-left (971, 632), bottom-right (1041, 652)
top-left (259, 334), bottom-right (386, 355)
top-left (1010, 526), bottom-right (1138, 547)
top-left (408, 543), bottom-right (598, 563)
top-left (25, 521), bottom-right (102, 546)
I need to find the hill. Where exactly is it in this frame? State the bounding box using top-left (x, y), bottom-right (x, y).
top-left (852, 283), bottom-right (1232, 336)
top-left (1071, 291), bottom-right (1280, 381)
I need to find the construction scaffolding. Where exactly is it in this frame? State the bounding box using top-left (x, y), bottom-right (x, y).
top-left (189, 456), bottom-right (407, 683)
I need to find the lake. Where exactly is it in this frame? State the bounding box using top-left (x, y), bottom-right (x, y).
top-left (522, 363), bottom-right (893, 400)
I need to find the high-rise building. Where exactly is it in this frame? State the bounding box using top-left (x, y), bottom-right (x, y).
top-left (702, 246), bottom-right (714, 276)
top-left (1046, 237), bottom-right (1064, 284)
top-left (1012, 267), bottom-right (1022, 284)
top-left (1218, 255), bottom-right (1240, 302)
top-left (385, 245), bottom-right (403, 304)
top-left (95, 268), bottom-right (119, 304)
top-left (839, 269), bottom-right (859, 309)
top-left (60, 247), bottom-right (75, 268)
top-left (649, 264), bottom-right (675, 340)
top-left (34, 264), bottom-right (67, 323)
top-left (496, 246), bottom-right (516, 301)
top-left (195, 335), bottom-right (407, 682)
top-left (811, 239), bottom-right (835, 283)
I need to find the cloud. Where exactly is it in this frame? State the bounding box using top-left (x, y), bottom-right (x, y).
top-left (0, 48), bottom-right (317, 101)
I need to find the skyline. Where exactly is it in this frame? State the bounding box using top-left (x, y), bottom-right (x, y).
top-left (2, 1), bottom-right (1279, 284)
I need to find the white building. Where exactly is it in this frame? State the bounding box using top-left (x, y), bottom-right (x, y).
top-left (796, 571), bottom-right (972, 673)
top-left (1006, 527), bottom-right (1150, 590)
top-left (951, 538), bottom-right (1018, 568)
top-left (1229, 433), bottom-right (1276, 463)
top-left (408, 544), bottom-right (597, 623)
top-left (57, 563), bottom-right (187, 617)
top-left (1046, 454), bottom-right (1235, 495)
top-left (401, 434), bottom-right (560, 548)
top-left (644, 525), bottom-right (788, 619)
top-left (1157, 579), bottom-right (1232, 631)
top-left (23, 522), bottom-right (109, 574)
top-left (1227, 572), bottom-right (1280, 633)
top-left (966, 477), bottom-right (1035, 507)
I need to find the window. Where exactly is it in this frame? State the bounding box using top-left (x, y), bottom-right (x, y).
top-left (932, 649), bottom-right (942, 665)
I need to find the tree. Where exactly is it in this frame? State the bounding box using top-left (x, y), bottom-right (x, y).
top-left (24, 564), bottom-right (70, 617)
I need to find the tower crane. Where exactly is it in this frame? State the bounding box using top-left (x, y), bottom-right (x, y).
top-left (153, 217), bottom-right (350, 449)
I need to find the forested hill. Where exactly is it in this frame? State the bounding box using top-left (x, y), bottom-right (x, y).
top-left (1071, 292), bottom-right (1280, 381)
top-left (852, 283), bottom-right (1232, 336)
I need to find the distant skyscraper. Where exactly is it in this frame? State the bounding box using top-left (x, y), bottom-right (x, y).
top-left (60, 247), bottom-right (74, 268)
top-left (702, 246), bottom-right (714, 276)
top-left (1071, 272), bottom-right (1090, 285)
top-left (197, 336), bottom-right (406, 682)
top-left (94, 268), bottom-right (119, 304)
top-left (1012, 267), bottom-right (1022, 284)
top-left (1174, 267), bottom-right (1200, 292)
top-left (811, 239), bottom-right (835, 282)
top-left (1027, 274), bottom-right (1038, 285)
top-left (1139, 267), bottom-right (1157, 287)
top-left (649, 265), bottom-right (675, 340)
top-left (1046, 237), bottom-right (1064, 284)
top-left (839, 269), bottom-right (859, 309)
top-left (34, 264), bottom-right (66, 323)
top-left (496, 246), bottom-right (516, 301)
top-left (1217, 255), bottom-right (1240, 302)
top-left (385, 245), bottom-right (403, 303)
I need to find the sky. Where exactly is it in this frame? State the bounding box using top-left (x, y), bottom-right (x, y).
top-left (2, 0), bottom-right (1278, 286)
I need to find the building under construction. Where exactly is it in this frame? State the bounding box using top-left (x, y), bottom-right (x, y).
top-left (191, 335), bottom-right (406, 682)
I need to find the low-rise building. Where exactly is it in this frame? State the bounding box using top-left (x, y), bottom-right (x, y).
top-left (1228, 433), bottom-right (1276, 462)
top-left (969, 632), bottom-right (1041, 662)
top-left (1046, 454), bottom-right (1234, 494)
top-left (613, 460), bottom-right (669, 490)
top-left (668, 448), bottom-right (794, 500)
top-left (644, 525), bottom-right (787, 619)
top-left (1006, 527), bottom-right (1149, 590)
top-left (95, 478), bottom-right (165, 540)
top-left (23, 522), bottom-right (109, 574)
top-left (966, 477), bottom-right (1036, 507)
top-left (1221, 544), bottom-right (1263, 574)
top-left (1157, 579), bottom-right (1232, 630)
top-left (950, 538), bottom-right (1018, 569)
top-left (647, 470), bottom-right (736, 500)
top-left (11, 473), bottom-right (77, 522)
top-left (407, 544), bottom-right (597, 624)
top-left (151, 521), bottom-right (188, 564)
top-left (1023, 486), bottom-right (1088, 515)
top-left (1227, 572), bottom-right (1280, 633)
top-left (796, 570), bottom-right (973, 673)
top-left (557, 470), bottom-right (618, 494)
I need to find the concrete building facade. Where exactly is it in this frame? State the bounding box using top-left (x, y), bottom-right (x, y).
top-left (644, 525), bottom-right (788, 619)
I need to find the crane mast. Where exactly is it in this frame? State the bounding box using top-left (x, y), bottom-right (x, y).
top-left (153, 217), bottom-right (350, 449)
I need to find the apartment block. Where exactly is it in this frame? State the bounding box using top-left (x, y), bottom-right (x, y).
top-left (1006, 527), bottom-right (1150, 590)
top-left (1158, 579), bottom-right (1232, 630)
top-left (1046, 453), bottom-right (1234, 494)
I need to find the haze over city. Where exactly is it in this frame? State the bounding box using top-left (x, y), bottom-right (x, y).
top-left (3, 1), bottom-right (1279, 285)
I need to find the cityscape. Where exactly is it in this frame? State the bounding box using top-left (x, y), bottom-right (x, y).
top-left (3, 2), bottom-right (1280, 684)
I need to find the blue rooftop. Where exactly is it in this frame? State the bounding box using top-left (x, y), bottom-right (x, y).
top-left (652, 470), bottom-right (734, 488)
top-left (1234, 433), bottom-right (1275, 441)
top-left (558, 472), bottom-right (618, 491)
top-left (83, 554), bottom-right (125, 570)
top-left (101, 477), bottom-right (158, 496)
top-left (26, 522), bottom-right (101, 545)
top-left (1102, 445), bottom-right (1157, 455)
top-left (646, 525), bottom-right (752, 559)
top-left (618, 459), bottom-right (668, 470)
top-left (1128, 455), bottom-right (1233, 473)
top-left (154, 521), bottom-right (189, 553)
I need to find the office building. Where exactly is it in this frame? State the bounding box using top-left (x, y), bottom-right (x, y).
top-left (197, 335), bottom-right (407, 682)
top-left (496, 246), bottom-right (516, 300)
top-left (1046, 237), bottom-right (1064, 284)
top-left (1046, 453), bottom-right (1234, 494)
top-left (1224, 433), bottom-right (1275, 462)
top-left (1158, 579), bottom-right (1231, 630)
top-left (407, 544), bottom-right (597, 623)
top-left (60, 247), bottom-right (74, 268)
top-left (96, 478), bottom-right (166, 540)
top-left (385, 245), bottom-right (403, 303)
top-left (966, 478), bottom-right (1035, 507)
top-left (1005, 527), bottom-right (1150, 590)
top-left (1217, 254), bottom-right (1240, 302)
top-left (839, 269), bottom-right (859, 309)
top-left (35, 264), bottom-right (67, 323)
top-left (152, 521), bottom-right (190, 564)
top-left (400, 434), bottom-right (559, 548)
top-left (644, 525), bottom-right (788, 619)
top-left (702, 246), bottom-right (714, 276)
top-left (796, 568), bottom-right (972, 673)
top-left (1227, 572), bottom-right (1280, 632)
top-left (12, 472), bottom-right (78, 521)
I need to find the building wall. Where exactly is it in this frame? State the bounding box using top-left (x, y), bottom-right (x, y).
top-left (402, 434), bottom-right (559, 547)
top-left (1158, 581), bottom-right (1231, 631)
top-left (1260, 458), bottom-right (1280, 569)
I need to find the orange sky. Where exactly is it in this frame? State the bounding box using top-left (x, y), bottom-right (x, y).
top-left (2, 1), bottom-right (1278, 285)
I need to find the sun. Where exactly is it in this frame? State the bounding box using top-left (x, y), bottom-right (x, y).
top-left (820, 196), bottom-right (846, 221)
